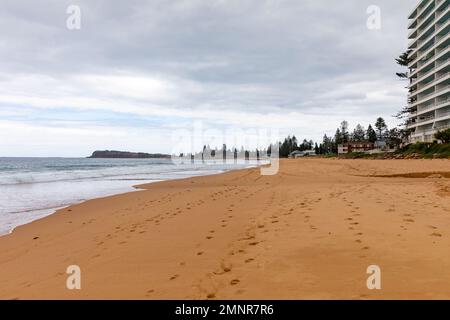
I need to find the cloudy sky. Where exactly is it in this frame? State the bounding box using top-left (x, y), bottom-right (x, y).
top-left (0, 0), bottom-right (416, 156)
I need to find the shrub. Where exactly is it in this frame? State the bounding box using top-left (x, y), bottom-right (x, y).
top-left (435, 128), bottom-right (450, 144)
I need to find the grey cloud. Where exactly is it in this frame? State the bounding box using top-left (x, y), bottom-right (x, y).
top-left (0, 0), bottom-right (416, 128)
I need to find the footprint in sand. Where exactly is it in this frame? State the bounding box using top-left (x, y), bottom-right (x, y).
top-left (245, 258), bottom-right (254, 263)
top-left (430, 232), bottom-right (443, 237)
top-left (169, 274), bottom-right (179, 280)
top-left (220, 261), bottom-right (232, 273)
top-left (230, 279), bottom-right (240, 286)
top-left (146, 289), bottom-right (155, 296)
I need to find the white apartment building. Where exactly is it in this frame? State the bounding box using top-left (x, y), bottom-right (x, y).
top-left (407, 0), bottom-right (450, 142)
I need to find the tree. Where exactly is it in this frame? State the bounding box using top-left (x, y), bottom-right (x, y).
top-left (314, 143), bottom-right (320, 155)
top-left (279, 136), bottom-right (301, 158)
top-left (292, 136), bottom-right (299, 151)
top-left (395, 50), bottom-right (413, 79)
top-left (387, 128), bottom-right (402, 149)
top-left (394, 50), bottom-right (414, 141)
top-left (299, 139), bottom-right (313, 151)
top-left (340, 121), bottom-right (350, 143)
top-left (334, 128), bottom-right (343, 145)
top-left (352, 124), bottom-right (366, 141)
top-left (279, 137), bottom-right (290, 158)
top-left (374, 117), bottom-right (388, 140)
top-left (435, 129), bottom-right (450, 143)
top-left (321, 134), bottom-right (334, 154)
top-left (366, 125), bottom-right (377, 143)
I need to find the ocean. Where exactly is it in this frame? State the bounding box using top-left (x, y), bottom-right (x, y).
top-left (0, 157), bottom-right (259, 235)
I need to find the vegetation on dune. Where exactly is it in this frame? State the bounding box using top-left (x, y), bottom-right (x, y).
top-left (435, 129), bottom-right (450, 144)
top-left (339, 143), bottom-right (450, 159)
top-left (395, 142), bottom-right (450, 159)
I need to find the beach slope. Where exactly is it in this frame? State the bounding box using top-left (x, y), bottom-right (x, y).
top-left (0, 159), bottom-right (450, 299)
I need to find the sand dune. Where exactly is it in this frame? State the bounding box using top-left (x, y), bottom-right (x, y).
top-left (0, 159), bottom-right (449, 299)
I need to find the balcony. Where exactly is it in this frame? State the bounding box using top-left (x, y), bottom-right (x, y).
top-left (435, 123), bottom-right (450, 130)
top-left (436, 96), bottom-right (450, 106)
top-left (410, 47), bottom-right (450, 79)
top-left (436, 110), bottom-right (450, 118)
top-left (409, 25), bottom-right (449, 67)
top-left (409, 0), bottom-right (432, 20)
top-left (409, 58), bottom-right (450, 87)
top-left (416, 113), bottom-right (436, 123)
top-left (409, 72), bottom-right (450, 98)
top-left (408, 2), bottom-right (449, 52)
top-left (416, 102), bottom-right (440, 115)
top-left (411, 85), bottom-right (450, 107)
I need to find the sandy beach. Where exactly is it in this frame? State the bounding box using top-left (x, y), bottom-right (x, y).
top-left (0, 158), bottom-right (449, 300)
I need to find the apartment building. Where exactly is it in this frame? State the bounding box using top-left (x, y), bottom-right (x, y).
top-left (407, 0), bottom-right (450, 142)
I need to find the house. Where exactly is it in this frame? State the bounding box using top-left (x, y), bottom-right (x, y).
top-left (338, 141), bottom-right (375, 155)
top-left (374, 140), bottom-right (387, 150)
top-left (289, 150), bottom-right (316, 158)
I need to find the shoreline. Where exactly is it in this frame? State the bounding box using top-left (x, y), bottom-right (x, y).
top-left (0, 158), bottom-right (450, 299)
top-left (1, 162), bottom-right (261, 237)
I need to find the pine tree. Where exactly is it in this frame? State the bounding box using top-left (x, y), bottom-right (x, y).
top-left (394, 50), bottom-right (415, 141)
top-left (340, 121), bottom-right (350, 143)
top-left (352, 124), bottom-right (366, 141)
top-left (366, 125), bottom-right (377, 143)
top-left (395, 50), bottom-right (413, 79)
top-left (334, 128), bottom-right (343, 146)
top-left (375, 117), bottom-right (388, 140)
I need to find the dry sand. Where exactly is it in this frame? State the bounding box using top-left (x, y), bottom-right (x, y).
top-left (0, 158), bottom-right (450, 300)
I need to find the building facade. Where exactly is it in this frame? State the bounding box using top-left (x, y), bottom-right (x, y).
top-left (407, 0), bottom-right (450, 143)
top-left (338, 142), bottom-right (375, 155)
